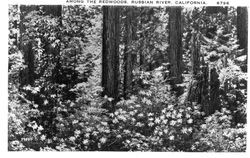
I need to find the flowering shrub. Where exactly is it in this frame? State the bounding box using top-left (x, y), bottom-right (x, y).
top-left (110, 99), bottom-right (204, 151)
top-left (147, 103), bottom-right (204, 151)
top-left (9, 60), bottom-right (246, 151)
top-left (50, 109), bottom-right (110, 151)
top-left (219, 59), bottom-right (247, 124)
top-left (108, 72), bottom-right (205, 151)
top-left (192, 108), bottom-right (246, 152)
top-left (8, 83), bottom-right (45, 151)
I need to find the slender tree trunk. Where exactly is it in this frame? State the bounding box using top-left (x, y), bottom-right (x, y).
top-left (131, 8), bottom-right (138, 66)
top-left (102, 6), bottom-right (120, 111)
top-left (186, 32), bottom-right (203, 107)
top-left (138, 7), bottom-right (145, 71)
top-left (123, 7), bottom-right (134, 98)
top-left (237, 7), bottom-right (248, 57)
top-left (168, 7), bottom-right (183, 84)
top-left (191, 31), bottom-right (200, 76)
top-left (209, 68), bottom-right (220, 114)
top-left (200, 62), bottom-right (209, 114)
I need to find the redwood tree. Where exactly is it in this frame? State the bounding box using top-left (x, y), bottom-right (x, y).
top-left (237, 7), bottom-right (248, 56)
top-left (123, 7), bottom-right (134, 98)
top-left (168, 7), bottom-right (183, 84)
top-left (102, 6), bottom-right (120, 110)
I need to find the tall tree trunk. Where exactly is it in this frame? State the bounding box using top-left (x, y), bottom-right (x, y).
top-left (237, 7), bottom-right (248, 58)
top-left (168, 7), bottom-right (183, 84)
top-left (131, 8), bottom-right (138, 66)
top-left (138, 7), bottom-right (145, 71)
top-left (191, 31), bottom-right (200, 76)
top-left (200, 62), bottom-right (209, 114)
top-left (102, 6), bottom-right (120, 111)
top-left (19, 5), bottom-right (37, 86)
top-left (123, 7), bottom-right (134, 98)
top-left (19, 5), bottom-right (62, 87)
top-left (186, 32), bottom-right (203, 107)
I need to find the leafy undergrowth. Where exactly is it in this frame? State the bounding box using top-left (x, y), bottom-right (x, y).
top-left (8, 71), bottom-right (247, 152)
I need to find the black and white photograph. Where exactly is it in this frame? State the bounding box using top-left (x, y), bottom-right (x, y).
top-left (7, 1), bottom-right (248, 152)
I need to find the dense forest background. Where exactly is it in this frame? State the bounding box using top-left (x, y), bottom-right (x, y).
top-left (8, 5), bottom-right (248, 151)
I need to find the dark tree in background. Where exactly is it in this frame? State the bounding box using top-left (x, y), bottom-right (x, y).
top-left (43, 5), bottom-right (62, 84)
top-left (168, 7), bottom-right (183, 84)
top-left (209, 68), bottom-right (220, 114)
top-left (237, 7), bottom-right (248, 57)
top-left (206, 6), bottom-right (228, 15)
top-left (123, 7), bottom-right (134, 98)
top-left (19, 5), bottom-right (62, 87)
top-left (102, 6), bottom-right (120, 110)
top-left (190, 31), bottom-right (200, 76)
top-left (19, 5), bottom-right (37, 86)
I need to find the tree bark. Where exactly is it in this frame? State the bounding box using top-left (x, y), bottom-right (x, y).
top-left (41, 5), bottom-right (62, 16)
top-left (206, 7), bottom-right (227, 15)
top-left (200, 63), bottom-right (209, 114)
top-left (123, 7), bottom-right (134, 98)
top-left (191, 31), bottom-right (200, 76)
top-left (237, 7), bottom-right (248, 57)
top-left (186, 32), bottom-right (209, 113)
top-left (168, 7), bottom-right (183, 84)
top-left (102, 6), bottom-right (120, 110)
top-left (209, 68), bottom-right (220, 114)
